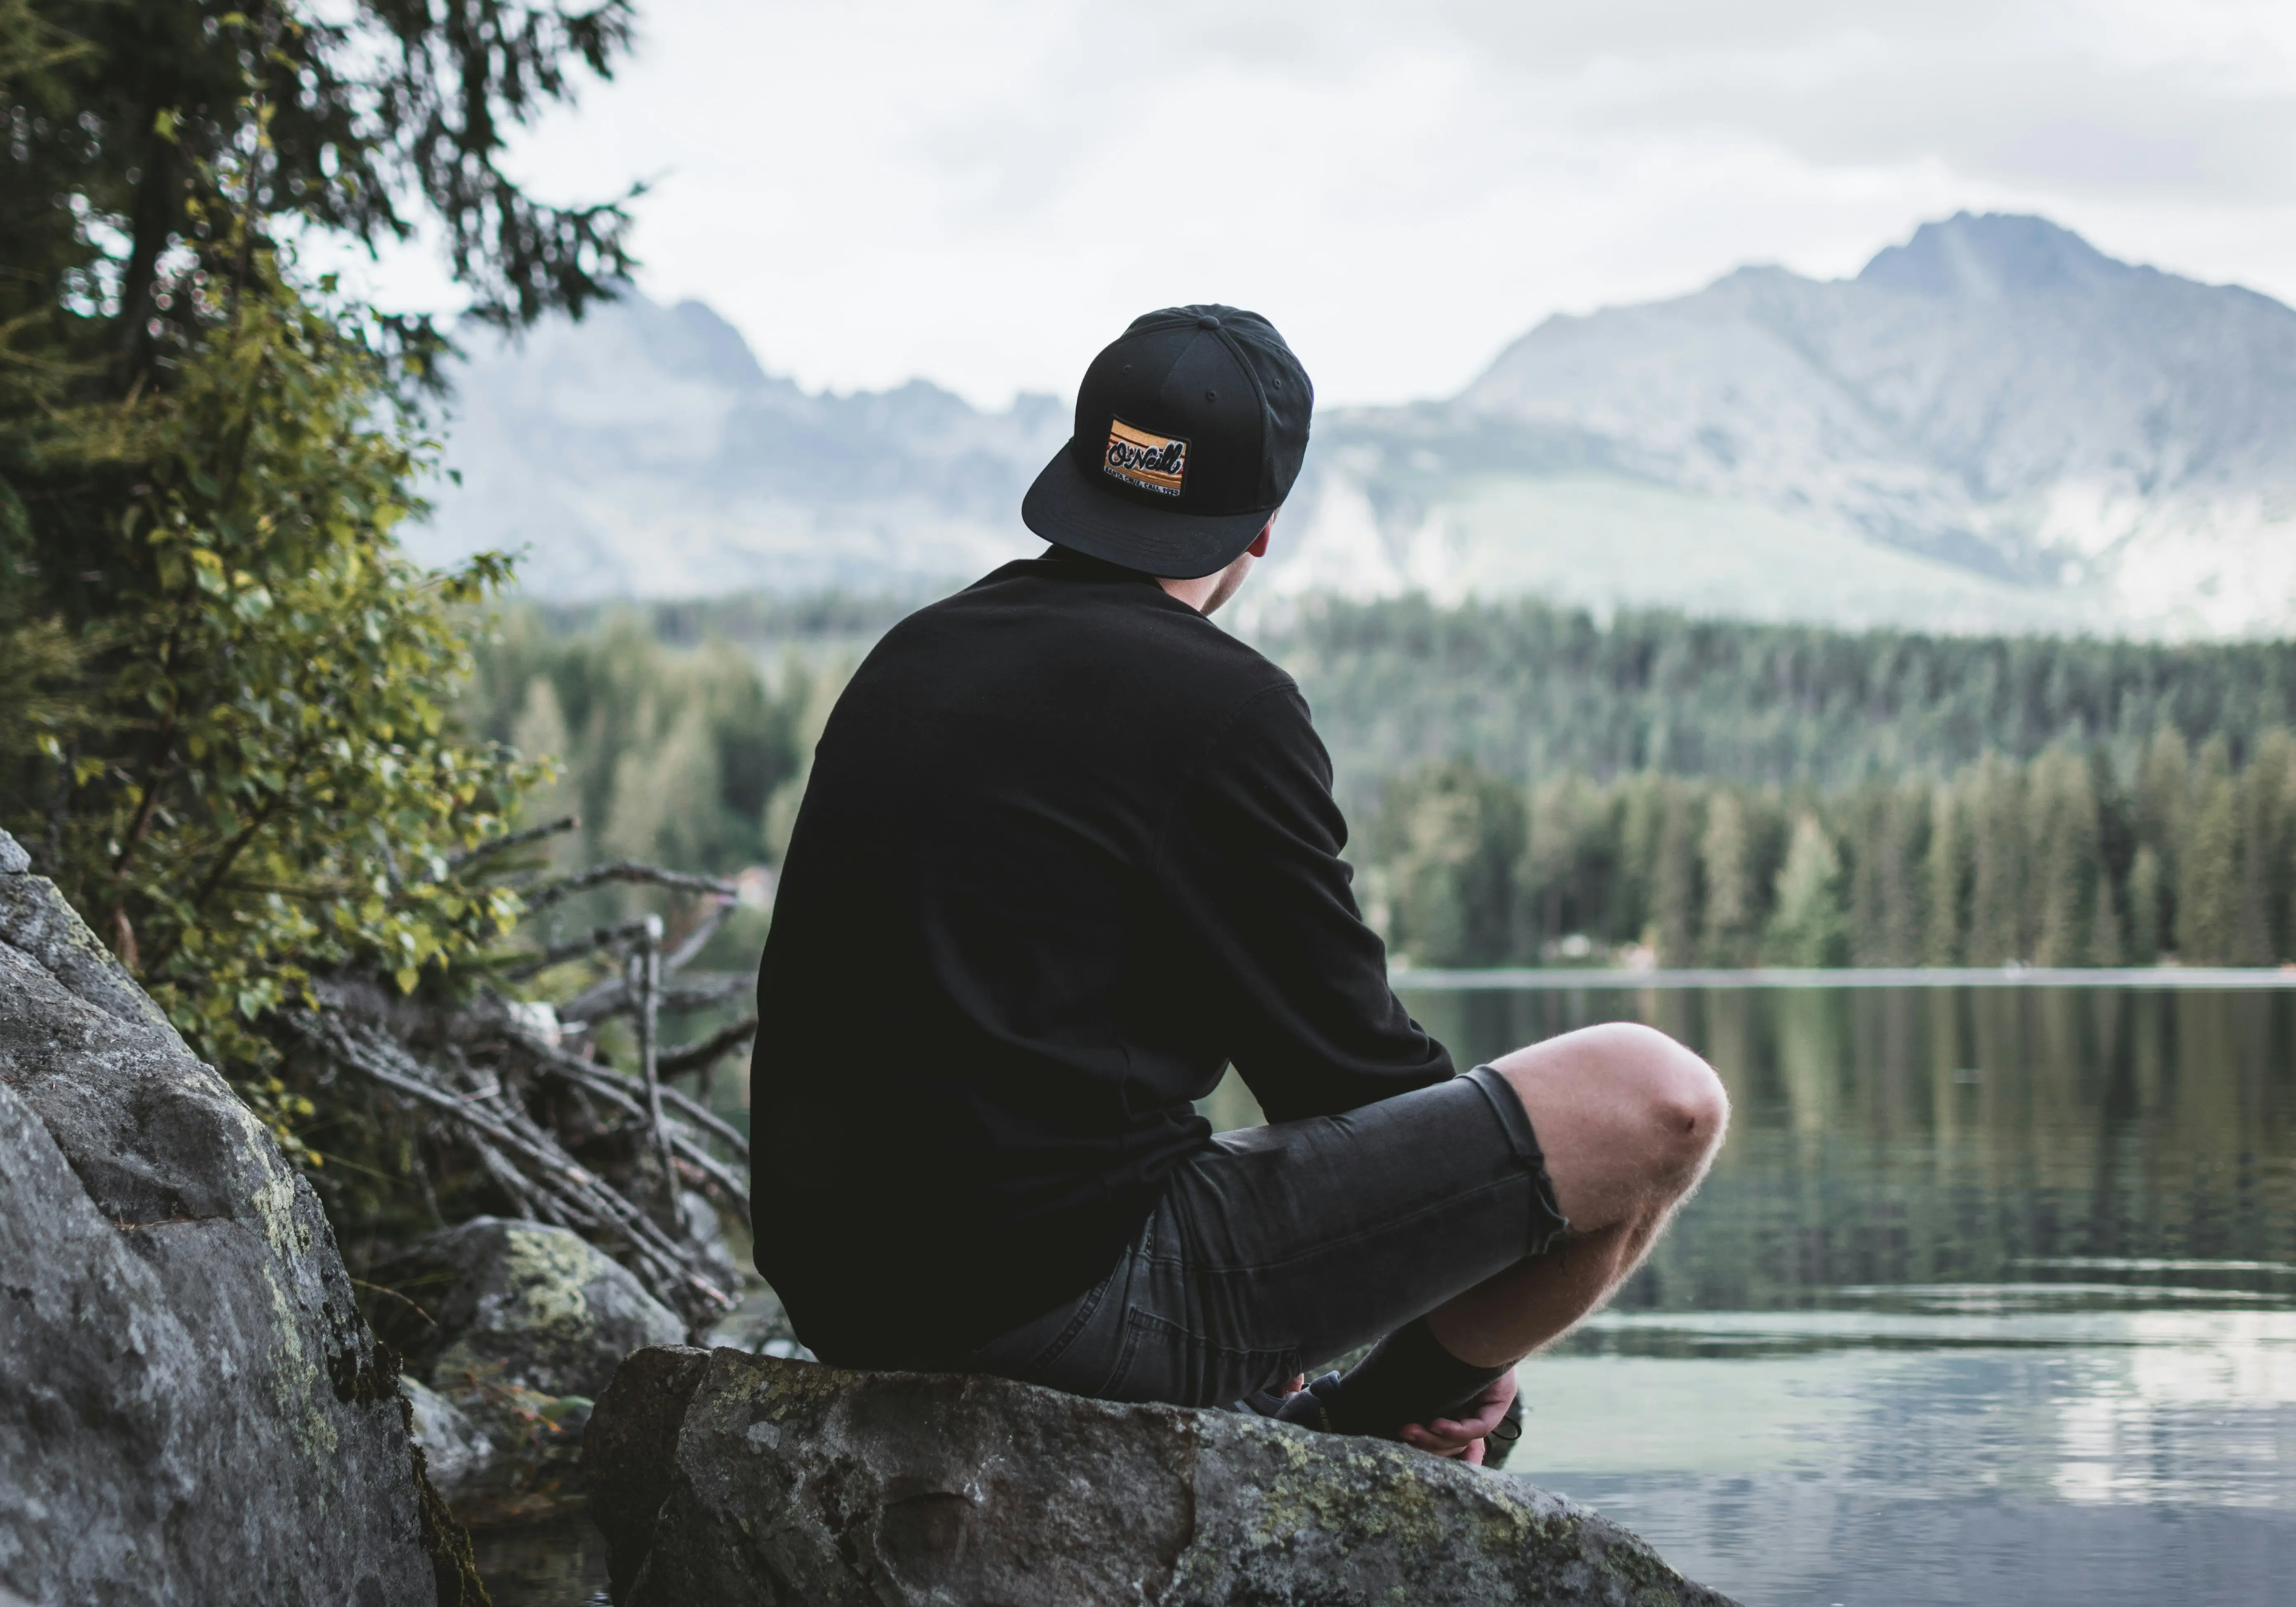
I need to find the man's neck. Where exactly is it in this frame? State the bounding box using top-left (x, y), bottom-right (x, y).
top-left (1156, 572), bottom-right (1225, 614)
top-left (1158, 539), bottom-right (1264, 617)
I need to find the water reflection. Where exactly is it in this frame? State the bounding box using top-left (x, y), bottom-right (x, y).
top-left (471, 1517), bottom-right (606, 1606)
top-left (1391, 985), bottom-right (2296, 1607)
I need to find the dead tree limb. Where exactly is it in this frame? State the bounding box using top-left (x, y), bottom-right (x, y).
top-left (559, 969), bottom-right (753, 1026)
top-left (524, 861), bottom-right (736, 912)
top-left (505, 917), bottom-right (660, 981)
top-left (630, 918), bottom-right (679, 1207)
top-left (658, 1015), bottom-right (758, 1079)
top-left (289, 1009), bottom-right (735, 1322)
top-left (663, 896), bottom-right (735, 973)
top-left (506, 1047), bottom-right (751, 1215)
top-left (502, 1029), bottom-right (750, 1161)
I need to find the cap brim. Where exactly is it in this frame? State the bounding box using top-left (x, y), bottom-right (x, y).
top-left (1021, 444), bottom-right (1272, 580)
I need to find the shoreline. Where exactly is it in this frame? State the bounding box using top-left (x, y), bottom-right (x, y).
top-left (1390, 964), bottom-right (2296, 990)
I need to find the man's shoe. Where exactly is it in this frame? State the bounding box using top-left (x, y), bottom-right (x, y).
top-left (1482, 1391), bottom-right (1526, 1469)
top-left (1271, 1371), bottom-right (1346, 1431)
top-left (1224, 1384), bottom-right (1295, 1418)
top-left (1275, 1369), bottom-right (1524, 1468)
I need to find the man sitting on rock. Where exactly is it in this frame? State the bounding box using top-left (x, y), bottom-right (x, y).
top-left (750, 305), bottom-right (1728, 1464)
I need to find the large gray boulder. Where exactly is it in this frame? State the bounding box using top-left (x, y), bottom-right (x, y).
top-left (368, 1215), bottom-right (687, 1519)
top-left (0, 829), bottom-right (478, 1606)
top-left (374, 1216), bottom-right (686, 1403)
top-left (586, 1347), bottom-right (1740, 1607)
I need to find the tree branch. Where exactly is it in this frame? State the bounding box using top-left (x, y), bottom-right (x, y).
top-left (522, 860), bottom-right (736, 911)
top-left (450, 813), bottom-right (578, 873)
top-left (500, 1026), bottom-right (750, 1161)
top-left (658, 1015), bottom-right (757, 1079)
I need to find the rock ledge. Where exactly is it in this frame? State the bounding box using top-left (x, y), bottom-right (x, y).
top-left (587, 1346), bottom-right (1740, 1607)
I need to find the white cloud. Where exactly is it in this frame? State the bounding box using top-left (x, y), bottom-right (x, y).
top-left (339, 0), bottom-right (2296, 409)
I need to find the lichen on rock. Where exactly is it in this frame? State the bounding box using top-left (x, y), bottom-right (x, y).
top-left (0, 827), bottom-right (466, 1606)
top-left (586, 1345), bottom-right (1742, 1607)
top-left (363, 1214), bottom-right (686, 1519)
top-left (372, 1216), bottom-right (686, 1403)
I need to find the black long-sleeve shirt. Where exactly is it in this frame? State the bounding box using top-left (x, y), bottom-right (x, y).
top-left (749, 549), bottom-right (1452, 1366)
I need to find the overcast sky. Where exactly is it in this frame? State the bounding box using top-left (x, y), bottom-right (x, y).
top-left (346, 0), bottom-right (2296, 409)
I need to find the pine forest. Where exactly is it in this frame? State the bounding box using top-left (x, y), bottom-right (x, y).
top-left (462, 593), bottom-right (2296, 974)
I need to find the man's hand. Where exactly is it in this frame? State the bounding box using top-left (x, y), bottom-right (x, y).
top-left (1397, 1370), bottom-right (1517, 1463)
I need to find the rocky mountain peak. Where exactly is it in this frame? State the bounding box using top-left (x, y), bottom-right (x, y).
top-left (1856, 211), bottom-right (2129, 299)
top-left (415, 216), bottom-right (2296, 635)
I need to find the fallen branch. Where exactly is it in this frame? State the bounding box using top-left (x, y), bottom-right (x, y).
top-left (523, 861), bottom-right (736, 912)
top-left (658, 1015), bottom-right (758, 1078)
top-left (505, 1028), bottom-right (751, 1161)
top-left (558, 969), bottom-right (755, 1026)
top-left (663, 897), bottom-right (735, 973)
top-left (504, 917), bottom-right (662, 981)
top-left (509, 1048), bottom-right (751, 1214)
top-left (290, 1009), bottom-right (734, 1321)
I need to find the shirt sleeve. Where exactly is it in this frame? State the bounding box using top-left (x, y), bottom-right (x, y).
top-left (1153, 680), bottom-right (1455, 1124)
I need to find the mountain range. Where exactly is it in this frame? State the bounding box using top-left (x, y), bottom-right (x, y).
top-left (411, 213), bottom-right (2296, 636)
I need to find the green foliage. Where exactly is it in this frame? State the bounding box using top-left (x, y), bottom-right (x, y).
top-left (1763, 816), bottom-right (1849, 967)
top-left (2, 0), bottom-right (636, 392)
top-left (1364, 731), bottom-right (2296, 969)
top-left (0, 275), bottom-right (540, 1145)
top-left (0, 0), bottom-right (646, 1162)
top-left (1697, 789), bottom-right (1763, 966)
top-left (1360, 761), bottom-right (1523, 967)
top-left (1264, 595), bottom-right (2296, 811)
top-left (462, 609), bottom-right (843, 885)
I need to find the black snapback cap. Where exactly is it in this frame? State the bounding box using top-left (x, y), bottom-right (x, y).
top-left (1021, 304), bottom-right (1314, 579)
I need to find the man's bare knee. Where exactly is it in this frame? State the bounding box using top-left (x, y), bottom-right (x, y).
top-left (1635, 1029), bottom-right (1729, 1182)
top-left (1489, 1022), bottom-right (1727, 1229)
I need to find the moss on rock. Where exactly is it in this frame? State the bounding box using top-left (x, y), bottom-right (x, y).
top-left (588, 1347), bottom-right (1741, 1607)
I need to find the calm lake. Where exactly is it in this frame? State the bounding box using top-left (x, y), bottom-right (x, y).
top-left (478, 981), bottom-right (2296, 1606)
top-left (1400, 980), bottom-right (2296, 1607)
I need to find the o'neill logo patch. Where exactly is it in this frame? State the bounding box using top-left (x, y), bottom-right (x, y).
top-left (1104, 416), bottom-right (1188, 496)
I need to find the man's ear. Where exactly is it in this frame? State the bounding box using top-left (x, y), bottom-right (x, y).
top-left (1247, 515), bottom-right (1274, 559)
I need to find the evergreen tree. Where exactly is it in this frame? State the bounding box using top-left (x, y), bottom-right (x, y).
top-left (508, 675), bottom-right (579, 870)
top-left (2178, 750), bottom-right (2239, 963)
top-left (2028, 748), bottom-right (2102, 966)
top-left (602, 702), bottom-right (725, 876)
top-left (1845, 782), bottom-right (1927, 966)
top-left (1881, 780), bottom-right (1930, 964)
top-left (1966, 757), bottom-right (2029, 964)
top-left (1698, 787), bottom-right (1758, 965)
top-left (1651, 781), bottom-right (1701, 966)
top-left (1846, 786), bottom-right (1890, 966)
top-left (2088, 866), bottom-right (2125, 966)
top-left (3, 0), bottom-right (635, 399)
top-left (1765, 814), bottom-right (1849, 967)
top-left (2126, 845), bottom-right (2165, 963)
top-left (1607, 775), bottom-right (1664, 948)
top-left (2239, 728), bottom-right (2296, 962)
top-left (2232, 779), bottom-right (2277, 966)
top-left (1923, 784), bottom-right (1967, 965)
top-left (1522, 773), bottom-right (1615, 948)
top-left (2135, 729), bottom-right (2191, 947)
top-left (1370, 761), bottom-right (1525, 967)
top-left (465, 611), bottom-right (829, 879)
